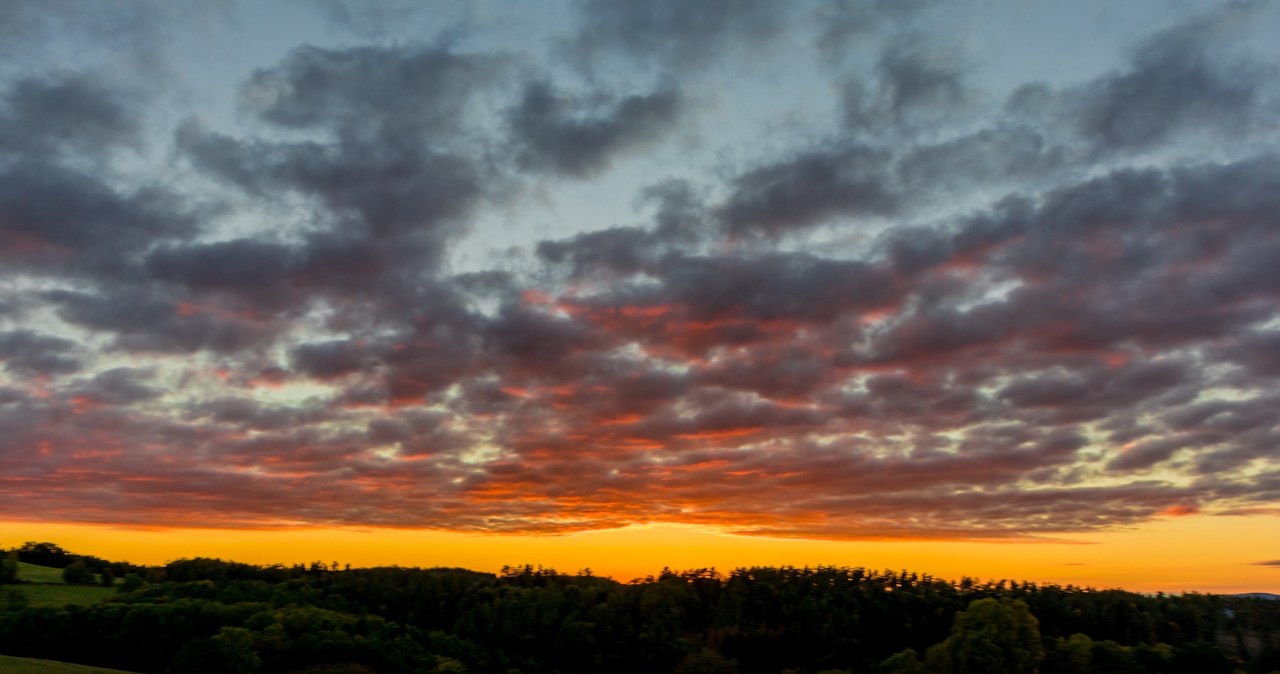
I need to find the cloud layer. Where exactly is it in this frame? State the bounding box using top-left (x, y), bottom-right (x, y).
top-left (2, 0), bottom-right (1279, 540)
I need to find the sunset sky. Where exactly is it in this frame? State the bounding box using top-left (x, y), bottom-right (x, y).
top-left (2, 0), bottom-right (1279, 594)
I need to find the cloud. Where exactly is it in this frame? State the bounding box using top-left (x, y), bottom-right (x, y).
top-left (508, 81), bottom-right (684, 178)
top-left (177, 123), bottom-right (482, 240)
top-left (0, 107), bottom-right (199, 283)
top-left (1002, 2), bottom-right (1275, 156)
top-left (146, 239), bottom-right (296, 296)
top-left (72, 368), bottom-right (162, 407)
top-left (291, 339), bottom-right (378, 381)
top-left (0, 330), bottom-right (82, 376)
top-left (719, 144), bottom-right (898, 236)
top-left (0, 162), bottom-right (189, 259)
top-left (1077, 2), bottom-right (1266, 151)
top-left (173, 43), bottom-right (508, 312)
top-left (239, 43), bottom-right (505, 143)
top-left (3, 0), bottom-right (1280, 543)
top-left (842, 36), bottom-right (977, 134)
top-left (0, 1), bottom-right (202, 80)
top-left (896, 125), bottom-right (1065, 195)
top-left (0, 72), bottom-right (140, 159)
top-left (46, 288), bottom-right (280, 355)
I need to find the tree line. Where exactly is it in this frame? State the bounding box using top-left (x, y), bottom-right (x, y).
top-left (2, 542), bottom-right (1278, 673)
top-left (1, 541), bottom-right (147, 586)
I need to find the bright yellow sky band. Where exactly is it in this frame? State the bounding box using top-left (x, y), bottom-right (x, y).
top-left (3, 514), bottom-right (1276, 594)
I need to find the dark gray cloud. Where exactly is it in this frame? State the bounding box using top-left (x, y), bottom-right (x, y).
top-left (72, 368), bottom-right (162, 406)
top-left (173, 42), bottom-right (508, 312)
top-left (0, 162), bottom-right (201, 301)
top-left (537, 226), bottom-right (662, 278)
top-left (0, 330), bottom-right (81, 376)
top-left (178, 124), bottom-right (482, 239)
top-left (0, 72), bottom-right (140, 159)
top-left (842, 37), bottom-right (976, 134)
top-left (291, 339), bottom-right (378, 380)
top-left (46, 288), bottom-right (278, 355)
top-left (484, 301), bottom-right (603, 366)
top-left (896, 125), bottom-right (1066, 193)
top-left (696, 346), bottom-right (835, 400)
top-left (639, 179), bottom-right (709, 241)
top-left (719, 144), bottom-right (897, 236)
top-left (0, 72), bottom-right (199, 303)
top-left (239, 43), bottom-right (505, 143)
top-left (1003, 2), bottom-right (1274, 155)
top-left (508, 81), bottom-right (684, 177)
top-left (1218, 330), bottom-right (1280, 377)
top-left (0, 162), bottom-right (189, 256)
top-left (657, 252), bottom-right (897, 323)
top-left (146, 239), bottom-right (296, 295)
top-left (1080, 2), bottom-right (1266, 150)
top-left (535, 181), bottom-right (709, 276)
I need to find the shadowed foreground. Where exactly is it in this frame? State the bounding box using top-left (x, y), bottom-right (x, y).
top-left (0, 654), bottom-right (139, 673)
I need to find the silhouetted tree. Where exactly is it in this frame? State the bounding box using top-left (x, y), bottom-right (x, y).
top-left (1, 588), bottom-right (26, 611)
top-left (0, 554), bottom-right (17, 584)
top-left (15, 541), bottom-right (75, 567)
top-left (119, 573), bottom-right (145, 593)
top-left (167, 626), bottom-right (261, 674)
top-left (880, 648), bottom-right (924, 673)
top-left (925, 598), bottom-right (1042, 674)
top-left (1041, 633), bottom-right (1092, 674)
top-left (62, 559), bottom-right (93, 584)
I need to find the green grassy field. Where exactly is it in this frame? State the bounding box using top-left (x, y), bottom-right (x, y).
top-left (8, 562), bottom-right (116, 607)
top-left (15, 562), bottom-right (66, 584)
top-left (0, 654), bottom-right (138, 673)
top-left (16, 584), bottom-right (117, 608)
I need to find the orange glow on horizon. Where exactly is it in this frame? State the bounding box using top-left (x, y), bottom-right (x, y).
top-left (2, 515), bottom-right (1277, 594)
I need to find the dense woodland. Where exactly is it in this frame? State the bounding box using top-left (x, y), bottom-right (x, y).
top-left (2, 542), bottom-right (1278, 674)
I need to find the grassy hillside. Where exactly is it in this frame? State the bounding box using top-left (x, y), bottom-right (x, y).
top-left (0, 654), bottom-right (139, 673)
top-left (15, 562), bottom-right (65, 584)
top-left (8, 562), bottom-right (115, 606)
top-left (16, 584), bottom-right (116, 608)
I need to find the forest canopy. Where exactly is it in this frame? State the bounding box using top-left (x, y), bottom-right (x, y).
top-left (2, 542), bottom-right (1278, 674)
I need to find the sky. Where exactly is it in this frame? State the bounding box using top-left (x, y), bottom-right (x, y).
top-left (1, 0), bottom-right (1279, 593)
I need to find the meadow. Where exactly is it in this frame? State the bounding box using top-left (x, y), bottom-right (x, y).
top-left (14, 584), bottom-right (117, 608)
top-left (14, 562), bottom-right (64, 584)
top-left (8, 562), bottom-right (115, 608)
top-left (0, 654), bottom-right (139, 673)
